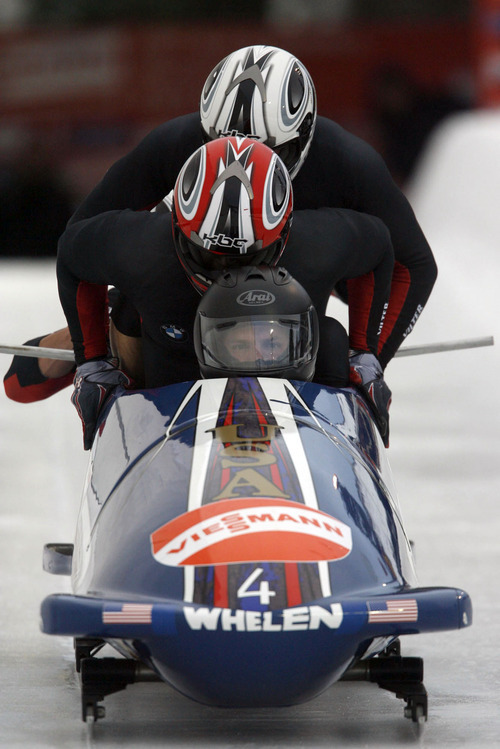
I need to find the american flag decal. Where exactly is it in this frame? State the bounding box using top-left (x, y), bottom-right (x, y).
top-left (367, 598), bottom-right (418, 623)
top-left (102, 603), bottom-right (153, 624)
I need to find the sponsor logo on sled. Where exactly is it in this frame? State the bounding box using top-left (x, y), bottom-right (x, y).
top-left (183, 602), bottom-right (344, 632)
top-left (150, 497), bottom-right (352, 567)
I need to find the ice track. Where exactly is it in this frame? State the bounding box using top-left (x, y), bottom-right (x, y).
top-left (1, 111), bottom-right (500, 747)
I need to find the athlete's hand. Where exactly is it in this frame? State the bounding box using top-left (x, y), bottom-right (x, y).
top-left (349, 350), bottom-right (392, 447)
top-left (71, 359), bottom-right (132, 450)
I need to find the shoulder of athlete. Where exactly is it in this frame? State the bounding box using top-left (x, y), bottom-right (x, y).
top-left (312, 115), bottom-right (388, 171)
top-left (58, 209), bottom-right (174, 282)
top-left (291, 205), bottom-right (388, 234)
top-left (139, 111), bottom-right (201, 150)
top-left (287, 207), bottom-right (392, 264)
top-left (63, 207), bottom-right (172, 237)
top-left (331, 207), bottom-right (391, 241)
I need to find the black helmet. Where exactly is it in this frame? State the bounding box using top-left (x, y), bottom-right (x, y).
top-left (200, 45), bottom-right (317, 179)
top-left (194, 266), bottom-right (319, 381)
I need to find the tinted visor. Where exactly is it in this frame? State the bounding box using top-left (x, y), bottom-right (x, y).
top-left (200, 312), bottom-right (315, 374)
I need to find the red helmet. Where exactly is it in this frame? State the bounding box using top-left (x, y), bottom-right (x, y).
top-left (172, 136), bottom-right (293, 294)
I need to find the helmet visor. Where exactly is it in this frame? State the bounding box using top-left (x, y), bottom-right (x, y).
top-left (199, 312), bottom-right (315, 374)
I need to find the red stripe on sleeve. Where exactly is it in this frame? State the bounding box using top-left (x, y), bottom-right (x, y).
top-left (3, 371), bottom-right (74, 403)
top-left (377, 261), bottom-right (411, 353)
top-left (347, 271), bottom-right (374, 352)
top-left (76, 282), bottom-right (109, 361)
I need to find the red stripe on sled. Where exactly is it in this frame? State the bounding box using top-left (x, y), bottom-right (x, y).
top-left (214, 565), bottom-right (229, 608)
top-left (285, 563), bottom-right (302, 607)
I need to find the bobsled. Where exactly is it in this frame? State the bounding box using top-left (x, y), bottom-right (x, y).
top-left (41, 376), bottom-right (472, 724)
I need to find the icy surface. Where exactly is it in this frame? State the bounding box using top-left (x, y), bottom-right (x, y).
top-left (1, 111), bottom-right (500, 746)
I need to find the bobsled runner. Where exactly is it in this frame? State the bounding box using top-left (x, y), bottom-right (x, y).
top-left (41, 376), bottom-right (472, 725)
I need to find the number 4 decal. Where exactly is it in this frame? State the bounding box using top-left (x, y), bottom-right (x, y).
top-left (237, 567), bottom-right (276, 606)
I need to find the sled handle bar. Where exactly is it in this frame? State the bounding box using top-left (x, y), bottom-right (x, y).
top-left (0, 336), bottom-right (494, 362)
top-left (0, 344), bottom-right (76, 361)
top-left (394, 335), bottom-right (494, 357)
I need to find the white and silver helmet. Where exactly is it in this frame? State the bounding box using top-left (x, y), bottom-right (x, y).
top-left (200, 45), bottom-right (317, 179)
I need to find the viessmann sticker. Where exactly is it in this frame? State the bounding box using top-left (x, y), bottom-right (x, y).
top-left (151, 497), bottom-right (352, 567)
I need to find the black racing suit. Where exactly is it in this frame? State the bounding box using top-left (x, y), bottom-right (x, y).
top-left (57, 207), bottom-right (394, 389)
top-left (5, 112), bottom-right (433, 400)
top-left (69, 112), bottom-right (437, 369)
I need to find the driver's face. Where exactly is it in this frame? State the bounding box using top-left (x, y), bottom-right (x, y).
top-left (222, 322), bottom-right (289, 364)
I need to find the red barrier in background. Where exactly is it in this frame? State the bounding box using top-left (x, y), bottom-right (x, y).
top-left (474, 0), bottom-right (500, 105)
top-left (0, 19), bottom-right (473, 197)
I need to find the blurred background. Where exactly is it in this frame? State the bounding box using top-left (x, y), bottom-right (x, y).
top-left (1, 7), bottom-right (500, 743)
top-left (1, 0), bottom-right (498, 257)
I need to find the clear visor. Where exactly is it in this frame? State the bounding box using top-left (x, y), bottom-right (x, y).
top-left (200, 312), bottom-right (315, 373)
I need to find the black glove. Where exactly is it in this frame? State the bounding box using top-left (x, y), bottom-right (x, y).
top-left (349, 350), bottom-right (392, 447)
top-left (71, 359), bottom-right (132, 450)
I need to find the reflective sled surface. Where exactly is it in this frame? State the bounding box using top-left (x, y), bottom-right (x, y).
top-left (40, 377), bottom-right (471, 722)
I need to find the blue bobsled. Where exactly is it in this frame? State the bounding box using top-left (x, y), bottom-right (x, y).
top-left (41, 377), bottom-right (471, 723)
